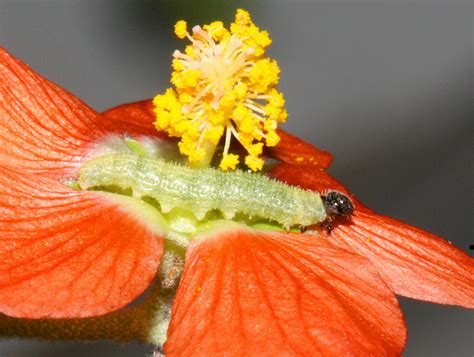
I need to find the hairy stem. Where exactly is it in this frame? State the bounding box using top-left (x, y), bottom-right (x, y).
top-left (0, 278), bottom-right (175, 346)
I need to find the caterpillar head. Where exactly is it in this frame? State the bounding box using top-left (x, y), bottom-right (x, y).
top-left (322, 191), bottom-right (354, 218)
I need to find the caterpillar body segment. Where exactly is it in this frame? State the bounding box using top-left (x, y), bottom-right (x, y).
top-left (78, 153), bottom-right (328, 228)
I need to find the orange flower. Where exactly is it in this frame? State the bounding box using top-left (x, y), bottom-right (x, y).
top-left (1, 48), bottom-right (473, 355)
top-left (0, 49), bottom-right (165, 318)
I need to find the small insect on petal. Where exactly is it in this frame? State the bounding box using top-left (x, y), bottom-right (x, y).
top-left (322, 191), bottom-right (354, 217)
top-left (321, 191), bottom-right (354, 233)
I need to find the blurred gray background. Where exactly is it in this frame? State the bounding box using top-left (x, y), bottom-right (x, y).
top-left (0, 0), bottom-right (472, 356)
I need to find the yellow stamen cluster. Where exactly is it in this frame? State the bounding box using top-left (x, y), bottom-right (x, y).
top-left (153, 9), bottom-right (287, 171)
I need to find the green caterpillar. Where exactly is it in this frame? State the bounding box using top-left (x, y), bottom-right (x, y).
top-left (77, 153), bottom-right (329, 229)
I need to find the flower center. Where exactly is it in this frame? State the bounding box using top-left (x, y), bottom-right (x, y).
top-left (174, 26), bottom-right (252, 114)
top-left (153, 9), bottom-right (288, 171)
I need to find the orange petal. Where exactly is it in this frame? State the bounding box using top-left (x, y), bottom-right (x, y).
top-left (102, 99), bottom-right (165, 137)
top-left (165, 227), bottom-right (406, 356)
top-left (268, 162), bottom-right (368, 213)
top-left (0, 49), bottom-right (164, 318)
top-left (268, 162), bottom-right (349, 194)
top-left (329, 212), bottom-right (474, 308)
top-left (0, 167), bottom-right (164, 318)
top-left (0, 48), bottom-right (108, 176)
top-left (269, 163), bottom-right (474, 307)
top-left (266, 129), bottom-right (333, 168)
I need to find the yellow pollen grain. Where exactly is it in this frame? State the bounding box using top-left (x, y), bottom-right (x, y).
top-left (235, 9), bottom-right (251, 26)
top-left (220, 153), bottom-right (240, 171)
top-left (174, 20), bottom-right (188, 39)
top-left (245, 154), bottom-right (264, 171)
top-left (265, 130), bottom-right (281, 147)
